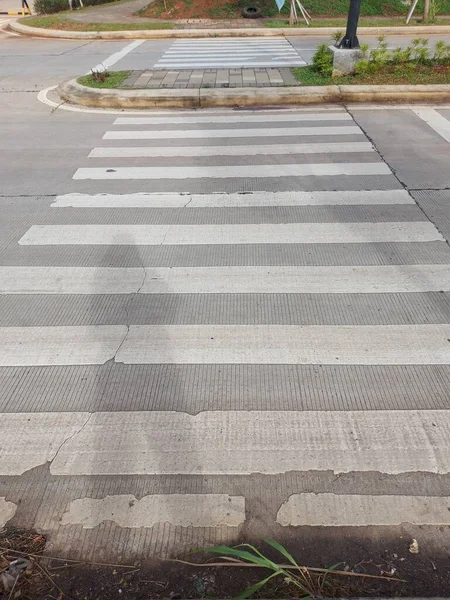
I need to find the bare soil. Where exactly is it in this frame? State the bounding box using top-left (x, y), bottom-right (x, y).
top-left (2, 527), bottom-right (450, 599)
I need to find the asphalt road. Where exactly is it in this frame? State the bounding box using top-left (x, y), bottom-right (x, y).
top-left (1, 30), bottom-right (450, 596)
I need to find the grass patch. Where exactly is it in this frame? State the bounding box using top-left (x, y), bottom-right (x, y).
top-left (266, 16), bottom-right (450, 27)
top-left (19, 15), bottom-right (174, 29)
top-left (141, 0), bottom-right (450, 20)
top-left (293, 63), bottom-right (450, 85)
top-left (78, 70), bottom-right (131, 88)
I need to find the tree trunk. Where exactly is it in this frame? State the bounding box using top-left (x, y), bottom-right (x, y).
top-left (423, 0), bottom-right (430, 22)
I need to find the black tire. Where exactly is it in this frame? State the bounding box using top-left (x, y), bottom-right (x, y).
top-left (242, 6), bottom-right (261, 18)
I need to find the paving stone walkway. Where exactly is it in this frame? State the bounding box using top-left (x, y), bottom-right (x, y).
top-left (121, 68), bottom-right (299, 89)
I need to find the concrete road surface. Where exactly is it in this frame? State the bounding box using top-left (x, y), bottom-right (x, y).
top-left (1, 32), bottom-right (450, 597)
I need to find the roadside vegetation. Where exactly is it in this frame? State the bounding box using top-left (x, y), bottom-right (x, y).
top-left (294, 35), bottom-right (450, 85)
top-left (78, 69), bottom-right (131, 87)
top-left (265, 16), bottom-right (450, 27)
top-left (140, 0), bottom-right (450, 21)
top-left (19, 15), bottom-right (174, 28)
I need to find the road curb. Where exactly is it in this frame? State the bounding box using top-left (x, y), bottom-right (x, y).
top-left (58, 78), bottom-right (450, 109)
top-left (11, 19), bottom-right (450, 39)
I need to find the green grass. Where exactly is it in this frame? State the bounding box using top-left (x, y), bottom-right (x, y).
top-left (293, 64), bottom-right (450, 85)
top-left (20, 15), bottom-right (174, 29)
top-left (265, 16), bottom-right (450, 27)
top-left (78, 70), bottom-right (131, 88)
top-left (257, 0), bottom-right (450, 18)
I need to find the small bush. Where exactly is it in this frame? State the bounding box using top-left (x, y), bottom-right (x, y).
top-left (312, 43), bottom-right (333, 76)
top-left (34, 0), bottom-right (113, 15)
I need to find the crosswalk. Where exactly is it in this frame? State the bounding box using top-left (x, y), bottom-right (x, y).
top-left (153, 37), bottom-right (307, 68)
top-left (2, 107), bottom-right (450, 562)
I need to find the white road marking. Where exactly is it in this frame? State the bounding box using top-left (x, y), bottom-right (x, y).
top-left (0, 412), bottom-right (90, 475)
top-left (154, 61), bottom-right (307, 67)
top-left (89, 142), bottom-right (374, 158)
top-left (103, 126), bottom-right (363, 139)
top-left (2, 265), bottom-right (449, 294)
top-left (2, 324), bottom-right (450, 366)
top-left (276, 493), bottom-right (450, 526)
top-left (1, 410), bottom-right (445, 476)
top-left (413, 108), bottom-right (450, 144)
top-left (73, 163), bottom-right (391, 180)
top-left (60, 494), bottom-right (245, 529)
top-left (19, 222), bottom-right (443, 246)
top-left (0, 326), bottom-right (127, 366)
top-left (114, 113), bottom-right (352, 124)
top-left (0, 266), bottom-right (142, 294)
top-left (90, 40), bottom-right (144, 74)
top-left (115, 324), bottom-right (450, 365)
top-left (52, 190), bottom-right (412, 208)
top-left (0, 498), bottom-right (17, 528)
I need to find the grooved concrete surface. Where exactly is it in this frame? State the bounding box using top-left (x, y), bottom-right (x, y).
top-left (2, 36), bottom-right (450, 575)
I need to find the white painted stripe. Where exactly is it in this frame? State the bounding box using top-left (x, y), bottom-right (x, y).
top-left (2, 324), bottom-right (450, 366)
top-left (115, 324), bottom-right (450, 365)
top-left (2, 410), bottom-right (447, 476)
top-left (413, 108), bottom-right (450, 144)
top-left (114, 113), bottom-right (353, 125)
top-left (155, 61), bottom-right (307, 67)
top-left (53, 190), bottom-right (412, 208)
top-left (3, 265), bottom-right (449, 295)
top-left (89, 142), bottom-right (373, 158)
top-left (276, 493), bottom-right (450, 526)
top-left (0, 412), bottom-right (91, 476)
top-left (0, 498), bottom-right (17, 528)
top-left (60, 494), bottom-right (245, 529)
top-left (103, 126), bottom-right (362, 139)
top-left (73, 163), bottom-right (390, 180)
top-left (90, 40), bottom-right (144, 74)
top-left (0, 326), bottom-right (127, 366)
top-left (163, 50), bottom-right (300, 55)
top-left (19, 222), bottom-right (442, 246)
top-left (0, 266), bottom-right (142, 294)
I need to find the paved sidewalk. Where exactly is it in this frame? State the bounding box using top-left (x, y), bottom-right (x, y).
top-left (67, 0), bottom-right (264, 28)
top-left (121, 67), bottom-right (299, 88)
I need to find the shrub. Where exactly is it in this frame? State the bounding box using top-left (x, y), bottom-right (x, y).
top-left (34, 0), bottom-right (113, 14)
top-left (312, 43), bottom-right (333, 76)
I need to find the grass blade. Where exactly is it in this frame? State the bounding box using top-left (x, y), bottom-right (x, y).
top-left (236, 544), bottom-right (279, 570)
top-left (236, 572), bottom-right (279, 599)
top-left (261, 538), bottom-right (299, 568)
top-left (198, 546), bottom-right (274, 568)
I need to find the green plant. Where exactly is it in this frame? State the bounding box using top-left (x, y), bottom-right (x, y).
top-left (429, 0), bottom-right (442, 22)
top-left (34, 0), bottom-right (114, 14)
top-left (312, 43), bottom-right (333, 76)
top-left (331, 30), bottom-right (343, 45)
top-left (200, 539), bottom-right (341, 598)
top-left (391, 46), bottom-right (412, 63)
top-left (360, 42), bottom-right (370, 57)
top-left (433, 39), bottom-right (450, 61)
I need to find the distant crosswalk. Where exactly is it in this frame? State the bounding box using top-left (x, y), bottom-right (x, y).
top-left (2, 107), bottom-right (450, 561)
top-left (153, 37), bottom-right (307, 68)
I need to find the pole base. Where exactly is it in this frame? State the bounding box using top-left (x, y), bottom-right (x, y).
top-left (338, 34), bottom-right (360, 49)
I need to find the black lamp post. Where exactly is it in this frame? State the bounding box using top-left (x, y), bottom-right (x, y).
top-left (338, 0), bottom-right (361, 49)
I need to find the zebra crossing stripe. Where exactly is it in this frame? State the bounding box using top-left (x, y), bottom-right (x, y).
top-left (2, 324), bottom-right (450, 366)
top-left (2, 265), bottom-right (449, 294)
top-left (18, 222), bottom-right (443, 246)
top-left (60, 494), bottom-right (246, 529)
top-left (73, 163), bottom-right (391, 180)
top-left (113, 113), bottom-right (353, 124)
top-left (276, 493), bottom-right (450, 526)
top-left (52, 190), bottom-right (412, 208)
top-left (89, 142), bottom-right (374, 158)
top-left (103, 126), bottom-right (363, 139)
top-left (2, 410), bottom-right (449, 476)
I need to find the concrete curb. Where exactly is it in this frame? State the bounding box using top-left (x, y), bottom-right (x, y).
top-left (11, 19), bottom-right (450, 39)
top-left (58, 77), bottom-right (450, 109)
